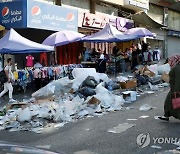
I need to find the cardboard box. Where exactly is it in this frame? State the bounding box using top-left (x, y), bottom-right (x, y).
top-left (119, 79), bottom-right (137, 89)
top-left (122, 91), bottom-right (137, 102)
top-left (161, 72), bottom-right (169, 83)
top-left (88, 97), bottom-right (101, 105)
top-left (143, 66), bottom-right (155, 77)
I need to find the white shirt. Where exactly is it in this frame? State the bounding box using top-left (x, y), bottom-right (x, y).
top-left (4, 65), bottom-right (13, 79)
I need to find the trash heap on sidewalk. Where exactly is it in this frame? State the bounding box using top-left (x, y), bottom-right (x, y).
top-left (0, 64), bottom-right (170, 133)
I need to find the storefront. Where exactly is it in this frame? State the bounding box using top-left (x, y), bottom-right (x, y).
top-left (167, 30), bottom-right (180, 57)
top-left (0, 0), bottom-right (78, 67)
top-left (78, 11), bottom-right (134, 54)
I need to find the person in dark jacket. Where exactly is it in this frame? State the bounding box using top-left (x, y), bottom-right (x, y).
top-left (158, 55), bottom-right (180, 121)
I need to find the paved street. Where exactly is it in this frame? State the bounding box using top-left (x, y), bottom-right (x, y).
top-left (0, 88), bottom-right (179, 154)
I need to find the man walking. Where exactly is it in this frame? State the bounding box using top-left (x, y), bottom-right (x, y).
top-left (0, 58), bottom-right (16, 103)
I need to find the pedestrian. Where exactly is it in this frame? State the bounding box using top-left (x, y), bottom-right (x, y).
top-left (97, 49), bottom-right (106, 73)
top-left (131, 45), bottom-right (139, 70)
top-left (158, 55), bottom-right (180, 121)
top-left (83, 47), bottom-right (91, 61)
top-left (153, 46), bottom-right (159, 61)
top-left (0, 58), bottom-right (16, 103)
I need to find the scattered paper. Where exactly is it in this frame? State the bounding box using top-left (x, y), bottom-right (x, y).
top-left (36, 145), bottom-right (51, 149)
top-left (54, 123), bottom-right (65, 128)
top-left (139, 104), bottom-right (156, 111)
top-left (108, 123), bottom-right (135, 134)
top-left (31, 127), bottom-right (43, 134)
top-left (127, 119), bottom-right (138, 121)
top-left (139, 115), bottom-right (149, 119)
top-left (144, 91), bottom-right (155, 94)
top-left (151, 145), bottom-right (162, 149)
top-left (154, 116), bottom-right (160, 120)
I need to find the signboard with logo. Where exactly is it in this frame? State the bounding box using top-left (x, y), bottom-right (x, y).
top-left (0, 0), bottom-right (27, 28)
top-left (0, 0), bottom-right (78, 31)
top-left (81, 12), bottom-right (134, 31)
top-left (82, 13), bottom-right (109, 29)
top-left (27, 0), bottom-right (78, 31)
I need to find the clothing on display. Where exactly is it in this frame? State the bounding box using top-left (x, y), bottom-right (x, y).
top-left (34, 62), bottom-right (43, 69)
top-left (26, 55), bottom-right (34, 67)
top-left (12, 64), bottom-right (83, 92)
top-left (40, 52), bottom-right (48, 66)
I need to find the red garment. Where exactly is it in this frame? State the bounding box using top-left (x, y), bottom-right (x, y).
top-left (26, 55), bottom-right (34, 67)
top-left (40, 52), bottom-right (47, 66)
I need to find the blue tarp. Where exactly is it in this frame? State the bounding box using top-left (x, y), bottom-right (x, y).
top-left (0, 29), bottom-right (54, 54)
top-left (81, 24), bottom-right (138, 42)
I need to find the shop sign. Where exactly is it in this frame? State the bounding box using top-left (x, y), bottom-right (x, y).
top-left (0, 0), bottom-right (78, 31)
top-left (82, 13), bottom-right (109, 29)
top-left (0, 0), bottom-right (27, 28)
top-left (82, 13), bottom-right (134, 31)
top-left (27, 0), bottom-right (78, 31)
top-left (168, 30), bottom-right (180, 37)
top-left (124, 0), bottom-right (149, 10)
top-left (109, 17), bottom-right (134, 31)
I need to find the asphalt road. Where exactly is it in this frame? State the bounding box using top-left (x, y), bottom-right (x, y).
top-left (0, 88), bottom-right (180, 154)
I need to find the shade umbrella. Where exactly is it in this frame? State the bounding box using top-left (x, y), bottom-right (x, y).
top-left (42, 30), bottom-right (85, 47)
top-left (124, 27), bottom-right (154, 37)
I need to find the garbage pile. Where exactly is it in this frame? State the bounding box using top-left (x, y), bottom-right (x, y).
top-left (0, 68), bottom-right (125, 133)
top-left (0, 64), bottom-right (170, 133)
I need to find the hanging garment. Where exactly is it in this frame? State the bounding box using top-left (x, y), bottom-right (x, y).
top-left (26, 55), bottom-right (34, 67)
top-left (40, 52), bottom-right (48, 66)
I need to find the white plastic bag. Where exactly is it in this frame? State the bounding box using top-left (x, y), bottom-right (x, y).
top-left (148, 64), bottom-right (158, 75)
top-left (17, 107), bottom-right (32, 122)
top-left (139, 104), bottom-right (156, 111)
top-left (157, 63), bottom-right (170, 75)
top-left (32, 85), bottom-right (55, 100)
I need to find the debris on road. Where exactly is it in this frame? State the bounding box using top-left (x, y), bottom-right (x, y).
top-left (108, 123), bottom-right (135, 134)
top-left (0, 65), bottom-right (170, 133)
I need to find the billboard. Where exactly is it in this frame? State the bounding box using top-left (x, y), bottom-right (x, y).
top-left (0, 0), bottom-right (78, 31)
top-left (27, 0), bottom-right (78, 31)
top-left (0, 0), bottom-right (27, 28)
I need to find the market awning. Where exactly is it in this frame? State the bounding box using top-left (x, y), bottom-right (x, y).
top-left (0, 25), bottom-right (5, 31)
top-left (131, 11), bottom-right (166, 28)
top-left (81, 24), bottom-right (138, 43)
top-left (0, 28), bottom-right (54, 54)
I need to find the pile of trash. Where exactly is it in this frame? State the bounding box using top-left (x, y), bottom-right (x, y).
top-left (0, 65), bottom-right (170, 133)
top-left (0, 68), bottom-right (125, 133)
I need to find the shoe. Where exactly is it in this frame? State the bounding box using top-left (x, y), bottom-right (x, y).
top-left (9, 99), bottom-right (17, 103)
top-left (158, 116), bottom-right (169, 121)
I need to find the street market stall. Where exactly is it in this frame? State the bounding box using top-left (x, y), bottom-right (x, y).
top-left (0, 29), bottom-right (54, 54)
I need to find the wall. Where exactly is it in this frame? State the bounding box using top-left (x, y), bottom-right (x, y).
top-left (167, 36), bottom-right (180, 57)
top-left (95, 3), bottom-right (118, 16)
top-left (62, 0), bottom-right (90, 12)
